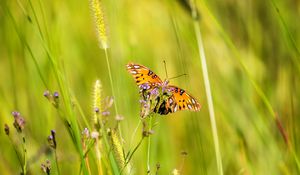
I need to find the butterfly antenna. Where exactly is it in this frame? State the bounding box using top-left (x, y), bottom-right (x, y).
top-left (169, 73), bottom-right (188, 80)
top-left (163, 60), bottom-right (169, 79)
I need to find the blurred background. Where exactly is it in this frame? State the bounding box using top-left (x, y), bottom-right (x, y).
top-left (0, 0), bottom-right (299, 174)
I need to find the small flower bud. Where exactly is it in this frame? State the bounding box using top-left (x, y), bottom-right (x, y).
top-left (47, 130), bottom-right (57, 149)
top-left (12, 111), bottom-right (25, 133)
top-left (43, 90), bottom-right (51, 99)
top-left (53, 92), bottom-right (59, 98)
top-left (94, 107), bottom-right (100, 113)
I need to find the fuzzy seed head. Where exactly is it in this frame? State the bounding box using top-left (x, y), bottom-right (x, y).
top-left (110, 129), bottom-right (125, 169)
top-left (93, 80), bottom-right (102, 126)
top-left (89, 0), bottom-right (109, 49)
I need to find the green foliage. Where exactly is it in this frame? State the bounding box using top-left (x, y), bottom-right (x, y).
top-left (0, 0), bottom-right (299, 174)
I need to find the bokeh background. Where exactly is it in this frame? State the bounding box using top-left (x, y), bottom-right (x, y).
top-left (0, 0), bottom-right (299, 174)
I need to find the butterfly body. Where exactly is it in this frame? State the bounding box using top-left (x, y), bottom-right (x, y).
top-left (126, 63), bottom-right (201, 117)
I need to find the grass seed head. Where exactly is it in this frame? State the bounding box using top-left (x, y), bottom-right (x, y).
top-left (110, 129), bottom-right (125, 169)
top-left (93, 80), bottom-right (102, 127)
top-left (89, 0), bottom-right (109, 49)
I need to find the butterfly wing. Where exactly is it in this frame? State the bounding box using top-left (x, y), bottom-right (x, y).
top-left (163, 85), bottom-right (201, 114)
top-left (126, 63), bottom-right (163, 88)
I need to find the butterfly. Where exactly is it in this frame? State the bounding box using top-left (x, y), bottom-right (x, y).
top-left (126, 63), bottom-right (201, 116)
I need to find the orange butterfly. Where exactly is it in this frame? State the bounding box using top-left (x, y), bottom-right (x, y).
top-left (126, 63), bottom-right (201, 116)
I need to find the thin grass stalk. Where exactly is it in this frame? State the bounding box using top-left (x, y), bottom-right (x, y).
top-left (73, 97), bottom-right (91, 129)
top-left (146, 116), bottom-right (153, 174)
top-left (104, 49), bottom-right (122, 138)
top-left (201, 1), bottom-right (300, 171)
top-left (200, 0), bottom-right (300, 172)
top-left (89, 0), bottom-right (122, 138)
top-left (22, 135), bottom-right (27, 175)
top-left (28, 10), bottom-right (90, 174)
top-left (7, 136), bottom-right (23, 172)
top-left (44, 44), bottom-right (89, 175)
top-left (124, 136), bottom-right (144, 170)
top-left (7, 5), bottom-right (86, 171)
top-left (193, 20), bottom-right (224, 175)
top-left (269, 0), bottom-right (300, 57)
top-left (54, 150), bottom-right (61, 175)
top-left (95, 141), bottom-right (103, 175)
top-left (5, 6), bottom-right (48, 89)
top-left (129, 120), bottom-right (141, 147)
top-left (28, 0), bottom-right (44, 40)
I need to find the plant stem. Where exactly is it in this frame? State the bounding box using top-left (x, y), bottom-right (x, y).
top-left (129, 120), bottom-right (141, 147)
top-left (95, 141), bottom-right (103, 175)
top-left (146, 116), bottom-right (153, 174)
top-left (125, 136), bottom-right (144, 168)
top-left (8, 137), bottom-right (23, 172)
top-left (54, 150), bottom-right (61, 175)
top-left (193, 21), bottom-right (223, 175)
top-left (22, 136), bottom-right (27, 175)
top-left (104, 48), bottom-right (122, 139)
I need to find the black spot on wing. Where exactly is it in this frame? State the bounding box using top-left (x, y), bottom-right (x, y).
top-left (148, 70), bottom-right (153, 76)
top-left (180, 89), bottom-right (185, 95)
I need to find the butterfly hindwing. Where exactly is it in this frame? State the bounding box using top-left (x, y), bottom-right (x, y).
top-left (166, 85), bottom-right (201, 113)
top-left (126, 63), bottom-right (162, 88)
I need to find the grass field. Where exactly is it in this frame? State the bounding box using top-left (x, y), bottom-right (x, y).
top-left (0, 0), bottom-right (299, 174)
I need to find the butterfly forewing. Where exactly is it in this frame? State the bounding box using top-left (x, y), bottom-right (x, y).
top-left (166, 85), bottom-right (201, 113)
top-left (126, 63), bottom-right (162, 88)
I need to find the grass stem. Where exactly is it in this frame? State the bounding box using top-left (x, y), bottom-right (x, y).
top-left (104, 48), bottom-right (122, 139)
top-left (146, 116), bottom-right (153, 174)
top-left (193, 20), bottom-right (223, 175)
top-left (22, 136), bottom-right (27, 175)
top-left (54, 150), bottom-right (61, 175)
